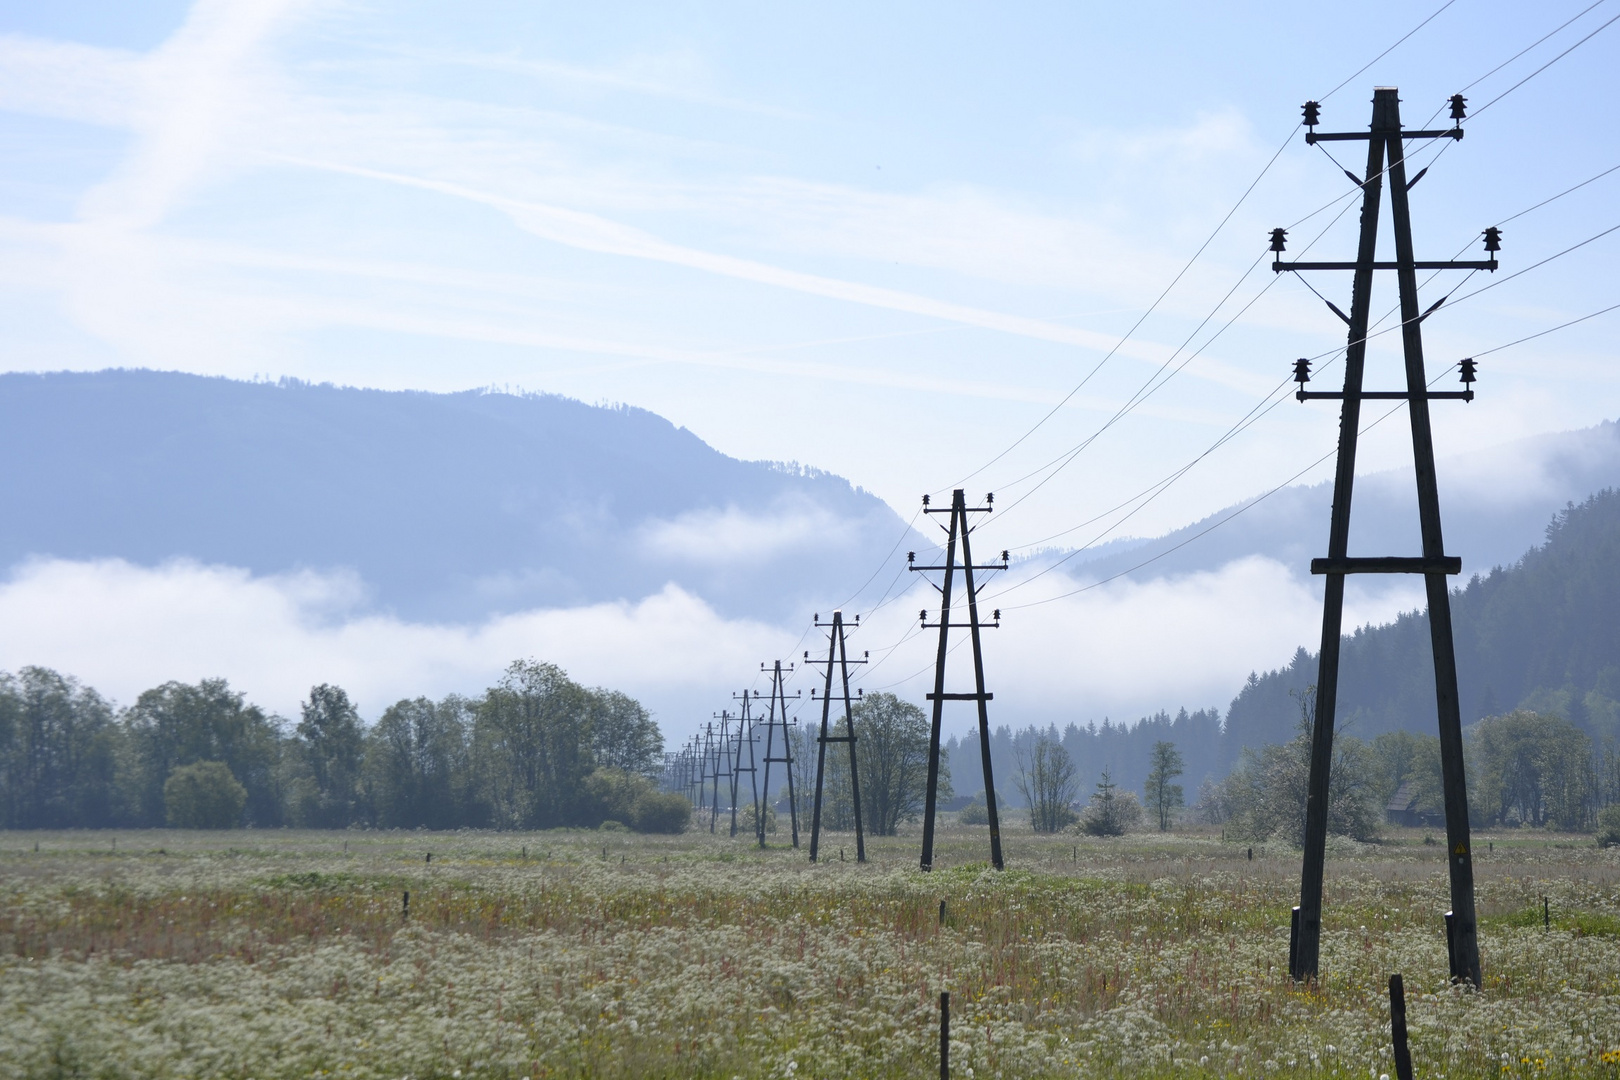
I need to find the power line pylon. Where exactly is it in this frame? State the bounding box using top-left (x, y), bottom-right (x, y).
top-left (1274, 88), bottom-right (1495, 988)
top-left (704, 716), bottom-right (737, 834)
top-left (757, 660), bottom-right (802, 849)
top-left (910, 489), bottom-right (1009, 872)
top-left (730, 690), bottom-right (761, 837)
top-left (805, 610), bottom-right (868, 864)
top-left (685, 733), bottom-right (704, 809)
top-left (709, 710), bottom-right (736, 834)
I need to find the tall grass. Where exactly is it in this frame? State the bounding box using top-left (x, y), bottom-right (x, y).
top-left (0, 825), bottom-right (1615, 1078)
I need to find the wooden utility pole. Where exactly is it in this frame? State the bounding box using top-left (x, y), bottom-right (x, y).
top-left (807, 610), bottom-right (868, 863)
top-left (758, 660), bottom-right (801, 848)
top-left (912, 489), bottom-right (1009, 871)
top-left (729, 690), bottom-right (760, 838)
top-left (1275, 87), bottom-right (1493, 986)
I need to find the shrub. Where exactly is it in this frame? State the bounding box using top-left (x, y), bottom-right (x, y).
top-left (1079, 769), bottom-right (1142, 836)
top-left (632, 792), bottom-right (692, 834)
top-left (163, 761), bottom-right (247, 829)
top-left (1598, 805), bottom-right (1620, 847)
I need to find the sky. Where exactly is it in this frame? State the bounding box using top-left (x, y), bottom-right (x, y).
top-left (0, 0), bottom-right (1616, 737)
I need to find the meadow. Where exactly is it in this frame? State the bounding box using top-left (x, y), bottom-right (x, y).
top-left (0, 823), bottom-right (1616, 1079)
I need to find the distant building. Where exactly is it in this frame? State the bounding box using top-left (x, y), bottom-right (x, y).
top-left (1385, 781), bottom-right (1442, 827)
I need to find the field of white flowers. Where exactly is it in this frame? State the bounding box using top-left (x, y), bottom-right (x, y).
top-left (0, 825), bottom-right (1616, 1079)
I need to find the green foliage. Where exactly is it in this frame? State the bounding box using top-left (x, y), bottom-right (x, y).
top-left (630, 791), bottom-right (692, 834)
top-left (1014, 740), bottom-right (1079, 833)
top-left (851, 692), bottom-right (945, 835)
top-left (1218, 694), bottom-right (1380, 844)
top-left (582, 767), bottom-right (690, 833)
top-left (1227, 490), bottom-right (1620, 777)
top-left (1079, 768), bottom-right (1142, 836)
top-left (0, 658), bottom-right (664, 833)
top-left (290, 684), bottom-right (364, 828)
top-left (363, 694), bottom-right (479, 829)
top-left (957, 789), bottom-right (1005, 826)
top-left (1368, 730), bottom-right (1444, 817)
top-left (1471, 710), bottom-right (1593, 830)
top-left (472, 661), bottom-right (665, 830)
top-left (1144, 740), bottom-right (1185, 831)
top-left (0, 668), bottom-right (119, 828)
top-left (125, 678), bottom-right (283, 827)
top-left (1594, 804), bottom-right (1620, 847)
top-left (163, 761), bottom-right (247, 828)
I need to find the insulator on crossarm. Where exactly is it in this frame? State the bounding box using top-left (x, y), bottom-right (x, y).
top-left (907, 551), bottom-right (915, 564)
top-left (1483, 226), bottom-right (1502, 254)
top-left (1270, 228), bottom-right (1288, 253)
top-left (921, 494), bottom-right (930, 507)
top-left (1293, 358), bottom-right (1312, 385)
top-left (1449, 94), bottom-right (1467, 123)
top-left (1459, 358), bottom-right (1477, 385)
top-left (1302, 100), bottom-right (1320, 128)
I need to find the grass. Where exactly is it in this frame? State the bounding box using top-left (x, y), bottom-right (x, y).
top-left (0, 823), bottom-right (1616, 1078)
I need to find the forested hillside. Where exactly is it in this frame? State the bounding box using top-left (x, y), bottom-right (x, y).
top-left (1226, 489), bottom-right (1620, 757)
top-left (0, 370), bottom-right (912, 622)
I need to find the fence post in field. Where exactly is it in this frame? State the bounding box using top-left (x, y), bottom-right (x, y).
top-left (1389, 973), bottom-right (1414, 1080)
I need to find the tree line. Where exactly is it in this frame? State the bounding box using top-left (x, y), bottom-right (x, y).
top-left (947, 700), bottom-right (1619, 842)
top-left (0, 660), bottom-right (688, 832)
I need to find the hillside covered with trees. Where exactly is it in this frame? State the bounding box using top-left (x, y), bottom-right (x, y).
top-left (1226, 488), bottom-right (1620, 757)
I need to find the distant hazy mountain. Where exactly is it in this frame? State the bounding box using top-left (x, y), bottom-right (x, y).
top-left (0, 370), bottom-right (914, 623)
top-left (1050, 419), bottom-right (1620, 585)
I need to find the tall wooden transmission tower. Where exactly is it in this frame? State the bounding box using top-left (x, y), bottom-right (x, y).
top-left (1274, 87), bottom-right (1495, 987)
top-left (757, 660), bottom-right (802, 848)
top-left (806, 610), bottom-right (867, 863)
top-left (910, 489), bottom-right (1009, 871)
top-left (730, 690), bottom-right (760, 838)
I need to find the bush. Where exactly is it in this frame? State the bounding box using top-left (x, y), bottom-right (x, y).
top-left (1079, 769), bottom-right (1142, 836)
top-left (632, 792), bottom-right (692, 834)
top-left (1598, 805), bottom-right (1620, 848)
top-left (583, 768), bottom-right (691, 833)
top-left (163, 761), bottom-right (247, 829)
top-left (957, 790), bottom-right (1005, 826)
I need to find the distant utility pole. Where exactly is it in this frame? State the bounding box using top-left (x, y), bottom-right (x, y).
top-left (730, 691), bottom-right (761, 838)
top-left (757, 660), bottom-right (802, 848)
top-left (1273, 87), bottom-right (1493, 987)
top-left (709, 712), bottom-right (735, 841)
top-left (707, 714), bottom-right (736, 834)
top-left (910, 489), bottom-right (1009, 872)
top-left (806, 610), bottom-right (868, 864)
top-left (686, 733), bottom-right (705, 809)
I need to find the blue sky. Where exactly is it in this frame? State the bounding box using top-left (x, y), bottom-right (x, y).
top-left (0, 1), bottom-right (1616, 726)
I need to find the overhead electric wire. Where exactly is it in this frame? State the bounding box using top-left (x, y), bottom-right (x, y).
top-left (939, 0), bottom-right (1462, 498)
top-left (988, 155), bottom-right (1618, 589)
top-left (943, 126), bottom-right (1297, 493)
top-left (1316, 0), bottom-right (1461, 103)
top-left (1471, 8), bottom-right (1620, 119)
top-left (996, 360), bottom-right (1467, 613)
top-left (698, 0), bottom-right (1614, 734)
top-left (1459, 0), bottom-right (1611, 96)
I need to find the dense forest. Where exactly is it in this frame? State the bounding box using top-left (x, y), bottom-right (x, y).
top-left (0, 660), bottom-right (687, 832)
top-left (1226, 488), bottom-right (1620, 759)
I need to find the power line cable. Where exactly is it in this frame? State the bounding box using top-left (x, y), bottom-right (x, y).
top-left (1471, 9), bottom-right (1620, 119)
